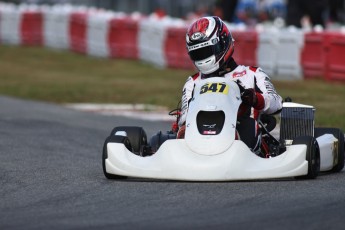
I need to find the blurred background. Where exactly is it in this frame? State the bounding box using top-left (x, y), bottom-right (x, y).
top-left (2, 0), bottom-right (345, 28)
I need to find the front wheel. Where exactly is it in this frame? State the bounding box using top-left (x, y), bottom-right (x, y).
top-left (110, 126), bottom-right (147, 155)
top-left (293, 136), bottom-right (320, 179)
top-left (102, 135), bottom-right (131, 179)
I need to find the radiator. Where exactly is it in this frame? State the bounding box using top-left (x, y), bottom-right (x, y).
top-left (279, 106), bottom-right (315, 141)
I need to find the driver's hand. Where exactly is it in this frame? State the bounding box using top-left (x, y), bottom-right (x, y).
top-left (241, 88), bottom-right (257, 106)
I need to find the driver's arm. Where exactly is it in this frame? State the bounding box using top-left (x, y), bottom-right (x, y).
top-left (255, 69), bottom-right (283, 115)
top-left (179, 76), bottom-right (195, 127)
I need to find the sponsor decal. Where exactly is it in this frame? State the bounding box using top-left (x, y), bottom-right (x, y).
top-left (203, 130), bottom-right (217, 135)
top-left (188, 38), bottom-right (219, 51)
top-left (191, 32), bottom-right (204, 41)
top-left (232, 70), bottom-right (246, 78)
top-left (200, 82), bottom-right (229, 94)
top-left (203, 124), bottom-right (216, 128)
top-left (264, 77), bottom-right (280, 100)
top-left (188, 40), bottom-right (212, 51)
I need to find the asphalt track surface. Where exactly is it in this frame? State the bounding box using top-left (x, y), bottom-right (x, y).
top-left (1, 96), bottom-right (345, 230)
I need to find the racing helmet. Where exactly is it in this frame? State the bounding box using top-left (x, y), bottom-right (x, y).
top-left (186, 16), bottom-right (234, 75)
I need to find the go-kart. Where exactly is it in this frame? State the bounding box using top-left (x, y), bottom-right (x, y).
top-left (102, 77), bottom-right (344, 181)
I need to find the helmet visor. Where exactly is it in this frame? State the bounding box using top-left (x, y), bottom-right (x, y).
top-left (187, 38), bottom-right (222, 61)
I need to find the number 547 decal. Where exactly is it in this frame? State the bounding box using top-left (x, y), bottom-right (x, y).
top-left (200, 82), bottom-right (229, 94)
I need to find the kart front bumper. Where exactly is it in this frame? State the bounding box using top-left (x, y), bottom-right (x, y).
top-left (105, 139), bottom-right (308, 181)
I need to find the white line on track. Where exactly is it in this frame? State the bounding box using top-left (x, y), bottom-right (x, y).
top-left (65, 103), bottom-right (176, 121)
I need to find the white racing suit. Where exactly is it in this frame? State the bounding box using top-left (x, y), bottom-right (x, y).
top-left (178, 64), bottom-right (283, 151)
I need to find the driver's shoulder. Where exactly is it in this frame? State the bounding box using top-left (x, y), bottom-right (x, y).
top-left (241, 66), bottom-right (270, 81)
top-left (247, 66), bottom-right (269, 78)
top-left (186, 72), bottom-right (201, 82)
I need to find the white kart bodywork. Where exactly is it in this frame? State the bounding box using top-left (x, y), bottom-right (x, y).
top-left (105, 78), bottom-right (338, 181)
top-left (106, 140), bottom-right (309, 181)
top-left (317, 134), bottom-right (338, 171)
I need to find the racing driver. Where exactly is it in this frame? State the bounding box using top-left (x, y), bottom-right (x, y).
top-left (177, 16), bottom-right (283, 153)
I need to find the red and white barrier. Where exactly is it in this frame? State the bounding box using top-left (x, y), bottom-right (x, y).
top-left (69, 10), bottom-right (87, 54)
top-left (1, 3), bottom-right (345, 82)
top-left (0, 4), bottom-right (22, 45)
top-left (276, 28), bottom-right (304, 79)
top-left (87, 11), bottom-right (115, 58)
top-left (232, 30), bottom-right (258, 67)
top-left (324, 32), bottom-right (345, 82)
top-left (21, 8), bottom-right (43, 45)
top-left (301, 31), bottom-right (345, 82)
top-left (138, 17), bottom-right (172, 68)
top-left (164, 26), bottom-right (194, 70)
top-left (43, 5), bottom-right (72, 50)
top-left (257, 29), bottom-right (279, 77)
top-left (108, 15), bottom-right (140, 59)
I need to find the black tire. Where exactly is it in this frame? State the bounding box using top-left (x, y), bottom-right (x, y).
top-left (315, 128), bottom-right (344, 172)
top-left (110, 126), bottom-right (147, 155)
top-left (293, 136), bottom-right (320, 179)
top-left (102, 135), bottom-right (132, 179)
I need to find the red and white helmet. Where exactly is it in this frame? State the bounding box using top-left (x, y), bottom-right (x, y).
top-left (186, 16), bottom-right (234, 75)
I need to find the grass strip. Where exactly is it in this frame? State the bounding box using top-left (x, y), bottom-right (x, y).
top-left (0, 45), bottom-right (344, 130)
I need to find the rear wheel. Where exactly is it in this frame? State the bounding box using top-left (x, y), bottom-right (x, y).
top-left (293, 136), bottom-right (320, 179)
top-left (315, 128), bottom-right (344, 172)
top-left (110, 126), bottom-right (147, 155)
top-left (102, 135), bottom-right (132, 179)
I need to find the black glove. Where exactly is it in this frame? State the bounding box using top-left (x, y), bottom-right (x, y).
top-left (241, 88), bottom-right (257, 106)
